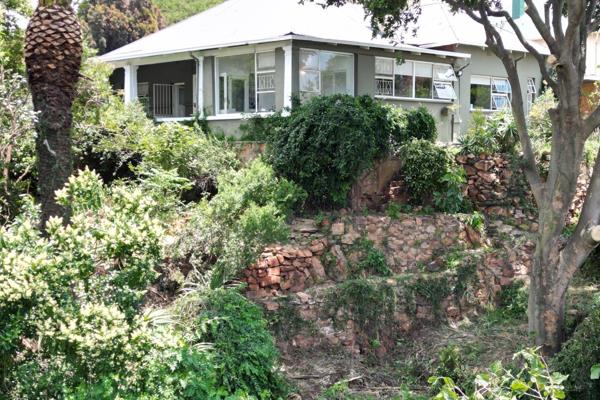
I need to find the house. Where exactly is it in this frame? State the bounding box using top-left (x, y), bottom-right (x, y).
top-left (99, 0), bottom-right (545, 142)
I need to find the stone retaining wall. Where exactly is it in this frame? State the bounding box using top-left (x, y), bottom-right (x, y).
top-left (242, 214), bottom-right (482, 298)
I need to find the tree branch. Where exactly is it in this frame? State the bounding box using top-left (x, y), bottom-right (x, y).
top-left (472, 5), bottom-right (545, 203)
top-left (525, 0), bottom-right (560, 53)
top-left (583, 104), bottom-right (600, 135)
top-left (485, 7), bottom-right (558, 92)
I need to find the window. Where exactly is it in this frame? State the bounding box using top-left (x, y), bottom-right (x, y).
top-left (527, 78), bottom-right (537, 112)
top-left (137, 82), bottom-right (150, 115)
top-left (374, 58), bottom-right (456, 100)
top-left (256, 52), bottom-right (276, 112)
top-left (300, 49), bottom-right (354, 100)
top-left (216, 51), bottom-right (277, 115)
top-left (470, 75), bottom-right (512, 110)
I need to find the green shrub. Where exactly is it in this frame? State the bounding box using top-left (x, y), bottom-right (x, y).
top-left (173, 159), bottom-right (306, 287)
top-left (352, 238), bottom-right (391, 277)
top-left (432, 349), bottom-right (567, 399)
top-left (195, 288), bottom-right (287, 398)
top-left (458, 109), bottom-right (519, 155)
top-left (0, 69), bottom-right (37, 222)
top-left (553, 305), bottom-right (600, 399)
top-left (0, 169), bottom-right (164, 397)
top-left (458, 110), bottom-right (501, 155)
top-left (399, 139), bottom-right (451, 205)
top-left (266, 95), bottom-right (392, 207)
top-left (432, 164), bottom-right (471, 213)
top-left (395, 106), bottom-right (438, 144)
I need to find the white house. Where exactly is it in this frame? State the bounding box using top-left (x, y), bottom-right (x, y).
top-left (99, 0), bottom-right (547, 141)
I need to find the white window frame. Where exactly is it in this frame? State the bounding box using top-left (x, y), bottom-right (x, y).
top-left (470, 75), bottom-right (512, 111)
top-left (527, 77), bottom-right (537, 113)
top-left (215, 50), bottom-right (277, 116)
top-left (299, 48), bottom-right (355, 97)
top-left (374, 58), bottom-right (456, 102)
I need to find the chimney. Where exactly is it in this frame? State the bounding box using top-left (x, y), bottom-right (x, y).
top-left (512, 0), bottom-right (525, 18)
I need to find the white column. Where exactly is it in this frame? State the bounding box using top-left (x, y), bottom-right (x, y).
top-left (123, 64), bottom-right (139, 104)
top-left (194, 56), bottom-right (204, 116)
top-left (283, 45), bottom-right (293, 112)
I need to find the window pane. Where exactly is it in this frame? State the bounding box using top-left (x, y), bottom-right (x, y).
top-left (434, 81), bottom-right (456, 99)
top-left (394, 74), bottom-right (413, 97)
top-left (376, 57), bottom-right (394, 75)
top-left (375, 78), bottom-right (393, 96)
top-left (492, 94), bottom-right (510, 110)
top-left (471, 84), bottom-right (491, 109)
top-left (257, 73), bottom-right (275, 91)
top-left (396, 60), bottom-right (413, 75)
top-left (320, 51), bottom-right (353, 95)
top-left (492, 78), bottom-right (511, 93)
top-left (414, 62), bottom-right (432, 77)
top-left (415, 77), bottom-right (432, 98)
top-left (217, 53), bottom-right (255, 113)
top-left (300, 50), bottom-right (319, 70)
top-left (527, 78), bottom-right (537, 94)
top-left (394, 61), bottom-right (413, 97)
top-left (300, 70), bottom-right (320, 92)
top-left (257, 92), bottom-right (276, 112)
top-left (434, 64), bottom-right (456, 81)
top-left (257, 52), bottom-right (275, 71)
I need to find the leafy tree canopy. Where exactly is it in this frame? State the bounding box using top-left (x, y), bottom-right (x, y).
top-left (79, 0), bottom-right (165, 55)
top-left (153, 0), bottom-right (223, 25)
top-left (0, 0), bottom-right (31, 73)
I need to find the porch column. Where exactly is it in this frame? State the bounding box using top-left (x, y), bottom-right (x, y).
top-left (282, 45), bottom-right (293, 112)
top-left (123, 64), bottom-right (139, 104)
top-left (195, 56), bottom-right (205, 116)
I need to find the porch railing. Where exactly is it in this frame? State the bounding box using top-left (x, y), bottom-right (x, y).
top-left (153, 84), bottom-right (173, 118)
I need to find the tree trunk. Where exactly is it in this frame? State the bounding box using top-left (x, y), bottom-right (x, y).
top-left (528, 245), bottom-right (569, 355)
top-left (32, 95), bottom-right (73, 227)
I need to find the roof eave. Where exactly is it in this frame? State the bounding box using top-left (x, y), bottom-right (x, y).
top-left (98, 34), bottom-right (471, 66)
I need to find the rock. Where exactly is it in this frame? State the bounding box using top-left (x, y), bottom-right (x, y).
top-left (264, 301), bottom-right (279, 311)
top-left (294, 218), bottom-right (319, 233)
top-left (341, 227), bottom-right (360, 245)
top-left (296, 292), bottom-right (311, 304)
top-left (331, 222), bottom-right (345, 236)
top-left (331, 245), bottom-right (348, 280)
top-left (477, 171), bottom-right (498, 183)
top-left (310, 257), bottom-right (326, 280)
top-left (474, 159), bottom-right (495, 171)
top-left (266, 256), bottom-right (280, 267)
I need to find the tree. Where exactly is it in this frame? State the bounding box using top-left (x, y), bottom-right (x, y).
top-left (314, 0), bottom-right (600, 354)
top-left (0, 0), bottom-right (31, 73)
top-left (24, 0), bottom-right (83, 227)
top-left (79, 0), bottom-right (164, 55)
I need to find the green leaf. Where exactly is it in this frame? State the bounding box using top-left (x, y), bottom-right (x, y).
top-left (591, 364), bottom-right (600, 380)
top-left (510, 379), bottom-right (529, 392)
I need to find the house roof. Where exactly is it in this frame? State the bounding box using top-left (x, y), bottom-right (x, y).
top-left (403, 1), bottom-right (550, 55)
top-left (99, 0), bottom-right (471, 64)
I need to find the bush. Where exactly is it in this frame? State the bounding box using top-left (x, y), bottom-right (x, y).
top-left (458, 110), bottom-right (501, 155)
top-left (173, 159), bottom-right (306, 287)
top-left (394, 106), bottom-right (438, 144)
top-left (553, 305), bottom-right (600, 399)
top-left (0, 169), bottom-right (164, 397)
top-left (399, 139), bottom-right (452, 205)
top-left (432, 349), bottom-right (567, 400)
top-left (194, 288), bottom-right (287, 398)
top-left (432, 164), bottom-right (471, 213)
top-left (266, 95), bottom-right (392, 207)
top-left (0, 69), bottom-right (37, 222)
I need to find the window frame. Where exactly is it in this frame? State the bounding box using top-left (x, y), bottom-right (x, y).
top-left (299, 48), bottom-right (355, 98)
top-left (527, 77), bottom-right (537, 113)
top-left (469, 75), bottom-right (512, 111)
top-left (215, 50), bottom-right (278, 116)
top-left (374, 57), bottom-right (456, 102)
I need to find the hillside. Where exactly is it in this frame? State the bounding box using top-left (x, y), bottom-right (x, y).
top-left (154, 0), bottom-right (224, 25)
